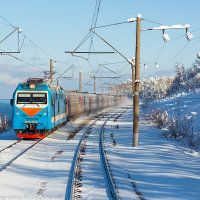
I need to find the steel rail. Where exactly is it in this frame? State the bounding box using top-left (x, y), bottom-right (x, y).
top-left (0, 140), bottom-right (22, 153)
top-left (65, 117), bottom-right (101, 200)
top-left (99, 115), bottom-right (121, 200)
top-left (65, 109), bottom-right (126, 200)
top-left (0, 138), bottom-right (42, 172)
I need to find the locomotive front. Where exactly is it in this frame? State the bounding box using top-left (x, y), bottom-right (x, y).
top-left (11, 78), bottom-right (52, 138)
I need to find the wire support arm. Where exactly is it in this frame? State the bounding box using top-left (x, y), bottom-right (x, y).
top-left (65, 51), bottom-right (115, 54)
top-left (90, 29), bottom-right (132, 65)
top-left (94, 21), bottom-right (130, 29)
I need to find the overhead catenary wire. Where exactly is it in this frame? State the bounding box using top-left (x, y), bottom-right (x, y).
top-left (71, 12), bottom-right (199, 93)
top-left (100, 64), bottom-right (122, 77)
top-left (72, 32), bottom-right (91, 54)
top-left (0, 20), bottom-right (11, 27)
top-left (88, 0), bottom-right (102, 60)
top-left (0, 12), bottom-right (78, 85)
top-left (153, 43), bottom-right (167, 64)
top-left (0, 49), bottom-right (47, 72)
top-left (65, 6), bottom-right (136, 93)
top-left (142, 18), bottom-right (163, 26)
top-left (170, 27), bottom-right (200, 42)
top-left (71, 54), bottom-right (89, 61)
top-left (0, 14), bottom-right (16, 28)
top-left (0, 13), bottom-right (52, 58)
top-left (118, 62), bottom-right (131, 75)
top-left (142, 17), bottom-right (200, 42)
top-left (81, 13), bottom-right (133, 90)
top-left (156, 35), bottom-right (194, 69)
top-left (0, 13), bottom-right (74, 70)
top-left (161, 42), bottom-right (190, 68)
top-left (141, 17), bottom-right (200, 71)
top-left (99, 61), bottom-right (128, 66)
top-left (0, 82), bottom-right (17, 87)
top-left (83, 77), bottom-right (94, 87)
top-left (90, 40), bottom-right (103, 75)
top-left (90, 29), bottom-right (132, 65)
top-left (53, 65), bottom-right (74, 82)
top-left (91, 0), bottom-right (101, 28)
top-left (21, 33), bottom-right (52, 58)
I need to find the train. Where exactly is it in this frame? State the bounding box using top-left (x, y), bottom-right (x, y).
top-left (11, 78), bottom-right (126, 139)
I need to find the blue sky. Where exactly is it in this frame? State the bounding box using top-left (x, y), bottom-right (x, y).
top-left (0, 0), bottom-right (200, 98)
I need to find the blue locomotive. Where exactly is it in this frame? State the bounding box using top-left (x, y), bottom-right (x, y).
top-left (11, 78), bottom-right (66, 138)
top-left (11, 78), bottom-right (126, 139)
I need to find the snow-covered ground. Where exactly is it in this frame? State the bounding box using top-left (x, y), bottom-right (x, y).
top-left (145, 92), bottom-right (200, 132)
top-left (0, 99), bottom-right (200, 200)
top-left (0, 117), bottom-right (90, 200)
top-left (104, 107), bottom-right (200, 200)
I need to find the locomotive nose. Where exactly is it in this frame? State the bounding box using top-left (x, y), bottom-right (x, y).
top-left (20, 107), bottom-right (42, 117)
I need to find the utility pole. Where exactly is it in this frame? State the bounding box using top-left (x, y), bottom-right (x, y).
top-left (131, 15), bottom-right (191, 147)
top-left (79, 71), bottom-right (82, 92)
top-left (131, 57), bottom-right (135, 145)
top-left (50, 58), bottom-right (54, 84)
top-left (133, 14), bottom-right (141, 147)
top-left (94, 75), bottom-right (96, 93)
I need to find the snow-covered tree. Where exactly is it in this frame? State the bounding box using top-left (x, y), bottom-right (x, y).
top-left (140, 77), bottom-right (173, 102)
top-left (167, 63), bottom-right (188, 96)
top-left (167, 60), bottom-right (200, 95)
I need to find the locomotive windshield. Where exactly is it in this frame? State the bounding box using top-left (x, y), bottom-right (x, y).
top-left (17, 93), bottom-right (47, 104)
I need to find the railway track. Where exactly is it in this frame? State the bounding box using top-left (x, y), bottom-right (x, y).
top-left (0, 140), bottom-right (22, 153)
top-left (0, 113), bottom-right (99, 174)
top-left (65, 109), bottom-right (127, 200)
top-left (0, 138), bottom-right (43, 172)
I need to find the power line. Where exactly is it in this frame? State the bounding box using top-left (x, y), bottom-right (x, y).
top-left (162, 42), bottom-right (190, 67)
top-left (0, 49), bottom-right (47, 71)
top-left (170, 27), bottom-right (200, 42)
top-left (94, 0), bottom-right (102, 28)
top-left (153, 43), bottom-right (167, 63)
top-left (191, 27), bottom-right (200, 33)
top-left (118, 63), bottom-right (130, 75)
top-left (142, 18), bottom-right (200, 66)
top-left (142, 18), bottom-right (163, 26)
top-left (0, 12), bottom-right (77, 81)
top-left (0, 13), bottom-right (54, 60)
top-left (0, 14), bottom-right (15, 28)
top-left (100, 64), bottom-right (122, 77)
top-left (0, 82), bottom-right (17, 87)
top-left (94, 21), bottom-right (130, 29)
top-left (21, 34), bottom-right (51, 58)
top-left (99, 61), bottom-right (128, 66)
top-left (65, 51), bottom-right (114, 54)
top-left (91, 0), bottom-right (99, 28)
top-left (88, 0), bottom-right (102, 59)
top-left (90, 29), bottom-right (132, 64)
top-left (72, 32), bottom-right (91, 53)
top-left (53, 65), bottom-right (74, 82)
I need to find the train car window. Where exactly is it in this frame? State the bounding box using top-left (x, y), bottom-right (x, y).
top-left (58, 101), bottom-right (60, 113)
top-left (17, 93), bottom-right (47, 104)
top-left (52, 96), bottom-right (55, 105)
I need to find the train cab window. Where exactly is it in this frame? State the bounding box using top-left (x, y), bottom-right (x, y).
top-left (32, 93), bottom-right (47, 104)
top-left (17, 93), bottom-right (47, 104)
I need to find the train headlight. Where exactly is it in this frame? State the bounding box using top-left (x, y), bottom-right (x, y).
top-left (16, 108), bottom-right (20, 115)
top-left (43, 109), bottom-right (47, 116)
top-left (29, 84), bottom-right (35, 89)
